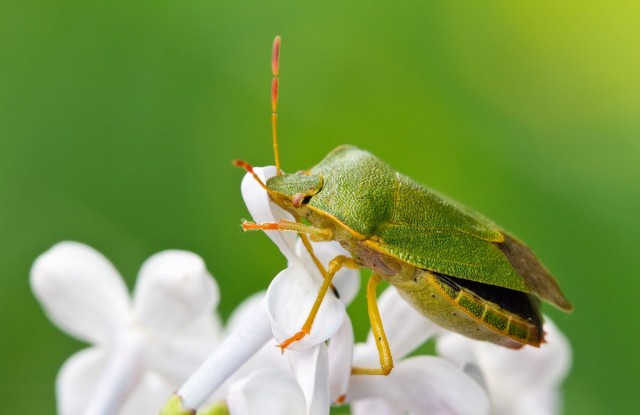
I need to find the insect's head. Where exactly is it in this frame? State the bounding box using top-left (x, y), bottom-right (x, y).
top-left (266, 172), bottom-right (324, 209)
top-left (233, 159), bottom-right (323, 210)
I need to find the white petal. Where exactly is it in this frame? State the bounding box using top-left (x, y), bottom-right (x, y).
top-left (266, 265), bottom-right (346, 351)
top-left (473, 319), bottom-right (571, 415)
top-left (57, 347), bottom-right (174, 415)
top-left (120, 372), bottom-right (174, 415)
top-left (210, 339), bottom-right (290, 403)
top-left (241, 166), bottom-right (298, 261)
top-left (133, 250), bottom-right (219, 335)
top-left (210, 292), bottom-right (286, 402)
top-left (509, 387), bottom-right (562, 415)
top-left (31, 242), bottom-right (130, 344)
top-left (85, 330), bottom-right (147, 415)
top-left (436, 332), bottom-right (479, 368)
top-left (57, 348), bottom-right (106, 415)
top-left (227, 369), bottom-right (307, 415)
top-left (352, 398), bottom-right (402, 415)
top-left (328, 318), bottom-right (354, 404)
top-left (354, 287), bottom-right (439, 368)
top-left (348, 356), bottom-right (490, 415)
top-left (437, 318), bottom-right (571, 415)
top-left (288, 344), bottom-right (330, 415)
top-left (295, 239), bottom-right (361, 305)
top-left (177, 299), bottom-right (273, 410)
top-left (149, 312), bottom-right (223, 385)
top-left (224, 291), bottom-right (266, 336)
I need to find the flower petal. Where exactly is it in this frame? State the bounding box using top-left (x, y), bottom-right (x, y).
top-left (209, 292), bottom-right (288, 402)
top-left (508, 387), bottom-right (561, 415)
top-left (133, 250), bottom-right (219, 335)
top-left (57, 348), bottom-right (106, 415)
top-left (348, 356), bottom-right (490, 415)
top-left (149, 312), bottom-right (223, 386)
top-left (211, 340), bottom-right (291, 403)
top-left (224, 291), bottom-right (266, 336)
top-left (437, 318), bottom-right (571, 415)
top-left (227, 369), bottom-right (307, 415)
top-left (435, 332), bottom-right (478, 369)
top-left (351, 398), bottom-right (401, 415)
top-left (85, 329), bottom-right (147, 415)
top-left (328, 318), bottom-right (354, 404)
top-left (288, 344), bottom-right (330, 415)
top-left (266, 264), bottom-right (346, 351)
top-left (176, 299), bottom-right (273, 410)
top-left (241, 166), bottom-right (298, 261)
top-left (57, 346), bottom-right (174, 415)
top-left (31, 242), bottom-right (130, 344)
top-left (354, 287), bottom-right (440, 368)
top-left (120, 372), bottom-right (174, 415)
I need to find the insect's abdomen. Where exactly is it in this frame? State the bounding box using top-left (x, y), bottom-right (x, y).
top-left (392, 268), bottom-right (543, 348)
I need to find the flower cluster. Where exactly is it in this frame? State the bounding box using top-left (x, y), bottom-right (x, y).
top-left (31, 243), bottom-right (222, 414)
top-left (31, 166), bottom-right (572, 415)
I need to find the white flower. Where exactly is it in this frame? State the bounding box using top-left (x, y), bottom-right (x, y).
top-left (31, 242), bottom-right (221, 415)
top-left (348, 287), bottom-right (491, 415)
top-left (166, 166), bottom-right (358, 413)
top-left (348, 285), bottom-right (571, 415)
top-left (227, 342), bottom-right (330, 415)
top-left (437, 317), bottom-right (572, 415)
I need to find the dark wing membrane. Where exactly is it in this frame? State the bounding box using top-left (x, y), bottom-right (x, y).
top-left (498, 234), bottom-right (573, 311)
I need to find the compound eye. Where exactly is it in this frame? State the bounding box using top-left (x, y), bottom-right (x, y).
top-left (292, 192), bottom-right (311, 208)
top-left (291, 175), bottom-right (323, 208)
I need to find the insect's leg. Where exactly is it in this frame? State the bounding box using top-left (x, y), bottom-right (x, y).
top-left (242, 219), bottom-right (332, 241)
top-left (278, 255), bottom-right (359, 350)
top-left (352, 274), bottom-right (394, 376)
top-left (296, 229), bottom-right (340, 298)
top-left (297, 232), bottom-right (327, 275)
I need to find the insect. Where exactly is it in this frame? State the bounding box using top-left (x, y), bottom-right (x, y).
top-left (236, 36), bottom-right (572, 375)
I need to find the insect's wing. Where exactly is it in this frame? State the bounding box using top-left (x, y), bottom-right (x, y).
top-left (498, 233), bottom-right (572, 311)
top-left (372, 174), bottom-right (572, 311)
top-left (375, 225), bottom-right (523, 289)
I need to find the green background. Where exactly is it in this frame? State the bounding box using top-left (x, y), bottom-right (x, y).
top-left (1, 1), bottom-right (638, 413)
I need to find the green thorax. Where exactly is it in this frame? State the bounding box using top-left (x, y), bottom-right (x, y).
top-left (306, 146), bottom-right (397, 235)
top-left (266, 145), bottom-right (396, 236)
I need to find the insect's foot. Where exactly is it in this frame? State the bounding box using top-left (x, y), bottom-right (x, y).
top-left (277, 329), bottom-right (309, 352)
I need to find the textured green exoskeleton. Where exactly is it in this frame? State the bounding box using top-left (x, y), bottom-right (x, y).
top-left (266, 145), bottom-right (572, 349)
top-left (240, 36), bottom-right (571, 375)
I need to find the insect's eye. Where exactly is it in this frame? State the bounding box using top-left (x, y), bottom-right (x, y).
top-left (292, 192), bottom-right (313, 208)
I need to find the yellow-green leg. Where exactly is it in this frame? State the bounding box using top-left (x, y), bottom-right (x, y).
top-left (352, 274), bottom-right (394, 376)
top-left (278, 255), bottom-right (358, 350)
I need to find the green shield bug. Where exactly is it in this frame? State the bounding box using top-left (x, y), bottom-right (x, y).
top-left (236, 36), bottom-right (572, 375)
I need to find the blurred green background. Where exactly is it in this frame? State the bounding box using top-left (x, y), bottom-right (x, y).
top-left (1, 1), bottom-right (638, 413)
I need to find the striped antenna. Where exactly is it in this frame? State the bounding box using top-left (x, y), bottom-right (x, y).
top-left (271, 35), bottom-right (282, 176)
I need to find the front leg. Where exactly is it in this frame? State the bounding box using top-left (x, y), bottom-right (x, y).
top-left (278, 255), bottom-right (359, 350)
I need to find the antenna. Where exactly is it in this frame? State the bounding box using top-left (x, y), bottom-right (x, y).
top-left (272, 35), bottom-right (282, 176)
